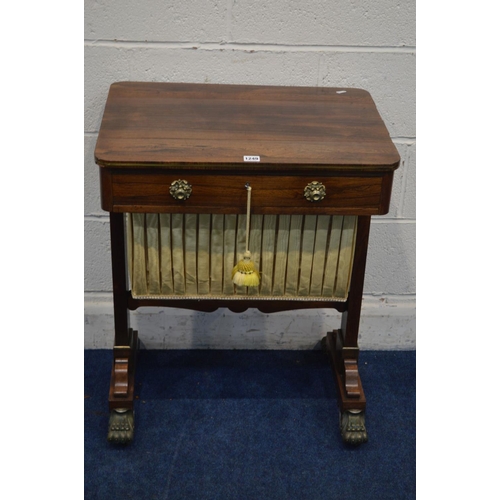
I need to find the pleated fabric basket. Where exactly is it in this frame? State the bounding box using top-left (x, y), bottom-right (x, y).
top-left (126, 213), bottom-right (357, 302)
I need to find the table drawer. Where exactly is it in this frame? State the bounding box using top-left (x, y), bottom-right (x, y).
top-left (101, 169), bottom-right (394, 215)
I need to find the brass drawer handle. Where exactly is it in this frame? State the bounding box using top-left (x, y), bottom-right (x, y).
top-left (170, 179), bottom-right (192, 201)
top-left (304, 181), bottom-right (326, 202)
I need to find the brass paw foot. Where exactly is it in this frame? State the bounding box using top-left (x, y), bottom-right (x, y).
top-left (340, 410), bottom-right (368, 445)
top-left (108, 409), bottom-right (134, 444)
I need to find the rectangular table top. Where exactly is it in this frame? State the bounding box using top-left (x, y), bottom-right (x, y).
top-left (94, 82), bottom-right (400, 172)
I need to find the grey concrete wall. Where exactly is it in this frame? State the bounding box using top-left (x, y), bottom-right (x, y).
top-left (84, 0), bottom-right (416, 349)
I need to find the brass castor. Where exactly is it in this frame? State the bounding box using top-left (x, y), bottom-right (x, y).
top-left (108, 408), bottom-right (134, 444)
top-left (340, 409), bottom-right (368, 445)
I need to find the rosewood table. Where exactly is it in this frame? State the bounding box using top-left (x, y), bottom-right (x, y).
top-left (94, 82), bottom-right (400, 445)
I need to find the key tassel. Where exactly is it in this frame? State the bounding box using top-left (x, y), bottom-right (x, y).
top-left (232, 184), bottom-right (260, 287)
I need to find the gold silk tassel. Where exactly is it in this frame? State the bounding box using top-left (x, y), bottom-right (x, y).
top-left (232, 184), bottom-right (260, 287)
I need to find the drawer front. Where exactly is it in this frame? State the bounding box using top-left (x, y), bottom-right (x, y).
top-left (101, 169), bottom-right (393, 215)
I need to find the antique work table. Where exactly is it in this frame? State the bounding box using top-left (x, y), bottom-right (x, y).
top-left (94, 82), bottom-right (400, 445)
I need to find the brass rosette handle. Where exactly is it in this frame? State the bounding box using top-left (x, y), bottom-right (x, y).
top-left (304, 181), bottom-right (326, 202)
top-left (170, 179), bottom-right (192, 201)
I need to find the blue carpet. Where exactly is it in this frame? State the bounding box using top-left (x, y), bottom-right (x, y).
top-left (85, 349), bottom-right (415, 499)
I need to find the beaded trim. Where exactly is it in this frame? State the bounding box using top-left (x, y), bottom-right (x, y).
top-left (131, 293), bottom-right (348, 303)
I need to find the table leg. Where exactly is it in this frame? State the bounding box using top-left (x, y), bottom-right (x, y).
top-left (107, 213), bottom-right (138, 444)
top-left (324, 215), bottom-right (371, 445)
